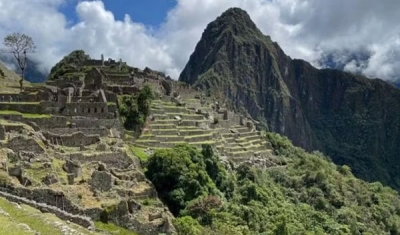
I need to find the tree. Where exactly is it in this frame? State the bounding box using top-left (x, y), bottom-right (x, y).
top-left (2, 33), bottom-right (36, 90)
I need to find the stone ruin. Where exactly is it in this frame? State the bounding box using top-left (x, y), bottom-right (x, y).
top-left (0, 54), bottom-right (180, 235)
top-left (0, 53), bottom-right (278, 234)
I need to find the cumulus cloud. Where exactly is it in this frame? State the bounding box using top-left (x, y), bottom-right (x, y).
top-left (0, 0), bottom-right (399, 81)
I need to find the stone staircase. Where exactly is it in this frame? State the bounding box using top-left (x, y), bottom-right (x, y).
top-left (134, 99), bottom-right (273, 164)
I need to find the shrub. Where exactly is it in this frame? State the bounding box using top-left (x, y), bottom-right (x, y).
top-left (174, 216), bottom-right (203, 235)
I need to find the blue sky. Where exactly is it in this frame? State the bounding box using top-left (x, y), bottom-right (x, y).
top-left (60, 0), bottom-right (176, 27)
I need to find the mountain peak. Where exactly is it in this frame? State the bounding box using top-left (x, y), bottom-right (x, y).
top-left (209, 7), bottom-right (259, 35)
top-left (219, 7), bottom-right (252, 21)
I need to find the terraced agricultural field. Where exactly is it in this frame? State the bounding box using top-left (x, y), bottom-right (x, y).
top-left (135, 98), bottom-right (274, 163)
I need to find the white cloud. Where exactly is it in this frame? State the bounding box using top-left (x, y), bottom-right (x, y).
top-left (0, 0), bottom-right (399, 81)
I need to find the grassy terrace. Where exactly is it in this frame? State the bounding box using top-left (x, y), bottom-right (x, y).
top-left (0, 110), bottom-right (51, 118)
top-left (165, 112), bottom-right (203, 117)
top-left (0, 102), bottom-right (40, 105)
top-left (0, 197), bottom-right (97, 235)
top-left (95, 221), bottom-right (138, 235)
top-left (130, 145), bottom-right (149, 162)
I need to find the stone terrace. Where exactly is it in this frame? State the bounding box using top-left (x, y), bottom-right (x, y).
top-left (134, 98), bottom-right (273, 164)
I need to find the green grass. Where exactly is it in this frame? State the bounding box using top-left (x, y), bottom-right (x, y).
top-left (136, 140), bottom-right (158, 143)
top-left (95, 221), bottom-right (138, 235)
top-left (130, 146), bottom-right (149, 162)
top-left (30, 83), bottom-right (45, 87)
top-left (184, 133), bottom-right (213, 138)
top-left (0, 110), bottom-right (51, 119)
top-left (0, 102), bottom-right (40, 105)
top-left (0, 197), bottom-right (95, 235)
top-left (0, 214), bottom-right (30, 235)
top-left (22, 113), bottom-right (51, 119)
top-left (166, 112), bottom-right (203, 117)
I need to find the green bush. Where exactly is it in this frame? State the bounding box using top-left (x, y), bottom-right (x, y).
top-left (118, 85), bottom-right (153, 130)
top-left (145, 144), bottom-right (218, 215)
top-left (173, 216), bottom-right (204, 235)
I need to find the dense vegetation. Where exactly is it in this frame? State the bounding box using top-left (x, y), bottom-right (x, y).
top-left (118, 85), bottom-right (153, 131)
top-left (47, 50), bottom-right (134, 81)
top-left (47, 50), bottom-right (91, 80)
top-left (145, 133), bottom-right (400, 235)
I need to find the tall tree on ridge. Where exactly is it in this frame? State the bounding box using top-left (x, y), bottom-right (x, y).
top-left (1, 33), bottom-right (36, 91)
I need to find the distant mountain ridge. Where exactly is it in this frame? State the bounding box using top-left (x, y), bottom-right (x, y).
top-left (0, 55), bottom-right (47, 83)
top-left (179, 8), bottom-right (400, 190)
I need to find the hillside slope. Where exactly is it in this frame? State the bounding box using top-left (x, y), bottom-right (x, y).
top-left (0, 61), bottom-right (31, 93)
top-left (179, 7), bottom-right (400, 190)
top-left (145, 135), bottom-right (400, 235)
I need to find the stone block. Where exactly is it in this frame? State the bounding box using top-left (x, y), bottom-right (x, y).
top-left (96, 143), bottom-right (107, 151)
top-left (223, 110), bottom-right (228, 120)
top-left (8, 165), bottom-right (23, 178)
top-left (42, 174), bottom-right (58, 185)
top-left (89, 171), bottom-right (114, 192)
top-left (240, 116), bottom-right (246, 125)
top-left (127, 199), bottom-right (142, 213)
top-left (0, 125), bottom-right (6, 140)
top-left (63, 160), bottom-right (82, 178)
top-left (67, 173), bottom-right (74, 185)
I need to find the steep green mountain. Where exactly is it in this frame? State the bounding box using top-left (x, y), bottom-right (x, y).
top-left (179, 8), bottom-right (400, 190)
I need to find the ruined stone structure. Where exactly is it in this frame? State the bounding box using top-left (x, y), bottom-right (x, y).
top-left (0, 55), bottom-right (179, 235)
top-left (0, 54), bottom-right (274, 234)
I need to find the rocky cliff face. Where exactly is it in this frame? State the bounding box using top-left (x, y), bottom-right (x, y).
top-left (179, 8), bottom-right (400, 190)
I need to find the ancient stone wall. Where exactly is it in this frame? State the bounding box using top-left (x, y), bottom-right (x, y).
top-left (43, 132), bottom-right (100, 147)
top-left (40, 101), bottom-right (61, 114)
top-left (105, 91), bottom-right (117, 103)
top-left (175, 88), bottom-right (202, 100)
top-left (85, 68), bottom-right (103, 89)
top-left (66, 151), bottom-right (134, 169)
top-left (69, 117), bottom-right (121, 129)
top-left (0, 125), bottom-right (5, 140)
top-left (106, 76), bottom-right (134, 86)
top-left (63, 102), bottom-right (109, 117)
top-left (0, 190), bottom-right (94, 229)
top-left (82, 60), bottom-right (103, 67)
top-left (133, 77), bottom-right (145, 85)
top-left (106, 85), bottom-right (140, 95)
top-left (108, 105), bottom-right (117, 114)
top-left (3, 124), bottom-right (25, 133)
top-left (103, 70), bottom-right (130, 75)
top-left (104, 60), bottom-right (118, 66)
top-left (57, 95), bottom-right (68, 104)
top-left (0, 93), bottom-right (41, 102)
top-left (70, 96), bottom-right (103, 103)
top-left (47, 127), bottom-right (109, 137)
top-left (6, 136), bottom-right (45, 153)
top-left (46, 79), bottom-right (83, 89)
top-left (22, 116), bottom-right (67, 129)
top-left (0, 102), bottom-right (43, 113)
